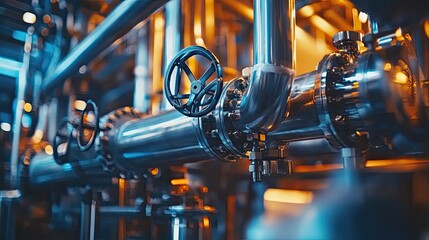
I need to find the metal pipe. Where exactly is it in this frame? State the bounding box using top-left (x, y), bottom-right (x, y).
top-left (10, 27), bottom-right (33, 188)
top-left (80, 188), bottom-right (92, 240)
top-left (134, 23), bottom-right (152, 113)
top-left (41, 0), bottom-right (169, 94)
top-left (268, 71), bottom-right (325, 141)
top-left (253, 0), bottom-right (295, 67)
top-left (28, 92), bottom-right (245, 187)
top-left (239, 0), bottom-right (295, 132)
top-left (0, 190), bottom-right (21, 240)
top-left (162, 0), bottom-right (182, 111)
top-left (28, 150), bottom-right (110, 189)
top-left (106, 111), bottom-right (211, 172)
top-left (98, 206), bottom-right (143, 217)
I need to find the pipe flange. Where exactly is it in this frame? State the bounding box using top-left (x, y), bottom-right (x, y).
top-left (97, 107), bottom-right (143, 179)
top-left (198, 77), bottom-right (248, 162)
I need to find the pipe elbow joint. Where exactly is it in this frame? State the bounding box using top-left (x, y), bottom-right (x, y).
top-left (239, 64), bottom-right (294, 133)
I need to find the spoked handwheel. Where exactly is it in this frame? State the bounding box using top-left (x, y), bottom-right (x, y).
top-left (164, 45), bottom-right (223, 117)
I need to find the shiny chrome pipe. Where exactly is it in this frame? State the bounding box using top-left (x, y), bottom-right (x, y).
top-left (134, 24), bottom-right (152, 113)
top-left (104, 111), bottom-right (211, 173)
top-left (240, 0), bottom-right (295, 132)
top-left (10, 27), bottom-right (33, 188)
top-left (41, 0), bottom-right (169, 94)
top-left (269, 30), bottom-right (429, 156)
top-left (28, 150), bottom-right (110, 189)
top-left (268, 71), bottom-right (326, 142)
top-left (162, 0), bottom-right (182, 111)
top-left (28, 77), bottom-right (248, 186)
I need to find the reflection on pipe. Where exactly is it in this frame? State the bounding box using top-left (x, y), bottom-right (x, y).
top-left (239, 0), bottom-right (295, 132)
top-left (134, 23), bottom-right (151, 113)
top-left (28, 151), bottom-right (110, 188)
top-left (162, 0), bottom-right (182, 111)
top-left (106, 111), bottom-right (210, 171)
top-left (10, 27), bottom-right (33, 188)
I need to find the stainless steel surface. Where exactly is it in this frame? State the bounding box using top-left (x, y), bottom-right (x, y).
top-left (287, 138), bottom-right (340, 157)
top-left (239, 0), bottom-right (295, 132)
top-left (162, 0), bottom-right (182, 111)
top-left (252, 0), bottom-right (295, 68)
top-left (213, 78), bottom-right (248, 159)
top-left (134, 23), bottom-right (152, 113)
top-left (28, 150), bottom-right (109, 188)
top-left (341, 148), bottom-right (363, 171)
top-left (41, 0), bottom-right (169, 94)
top-left (98, 206), bottom-right (143, 217)
top-left (10, 27), bottom-right (33, 188)
top-left (0, 190), bottom-right (20, 240)
top-left (4, 1), bottom-right (429, 239)
top-left (332, 31), bottom-right (363, 47)
top-left (271, 31), bottom-right (429, 155)
top-left (80, 190), bottom-right (91, 240)
top-left (268, 71), bottom-right (325, 141)
top-left (107, 110), bottom-right (211, 172)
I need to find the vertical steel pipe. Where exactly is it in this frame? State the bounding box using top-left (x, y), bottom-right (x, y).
top-left (239, 0), bottom-right (295, 132)
top-left (10, 27), bottom-right (33, 188)
top-left (253, 0), bottom-right (295, 68)
top-left (162, 0), bottom-right (182, 111)
top-left (134, 24), bottom-right (152, 113)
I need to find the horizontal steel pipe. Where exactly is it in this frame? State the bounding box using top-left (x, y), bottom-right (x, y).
top-left (268, 71), bottom-right (325, 141)
top-left (106, 111), bottom-right (212, 172)
top-left (28, 150), bottom-right (110, 189)
top-left (41, 0), bottom-right (168, 94)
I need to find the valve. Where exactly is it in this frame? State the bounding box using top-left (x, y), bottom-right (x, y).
top-left (332, 30), bottom-right (362, 51)
top-left (53, 100), bottom-right (99, 164)
top-left (52, 117), bottom-right (72, 164)
top-left (164, 45), bottom-right (223, 117)
top-left (77, 100), bottom-right (99, 151)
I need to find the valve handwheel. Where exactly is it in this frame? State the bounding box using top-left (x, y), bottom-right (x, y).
top-left (164, 45), bottom-right (223, 117)
top-left (77, 100), bottom-right (99, 151)
top-left (53, 117), bottom-right (72, 164)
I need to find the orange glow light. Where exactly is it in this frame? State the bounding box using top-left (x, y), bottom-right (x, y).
top-left (384, 63), bottom-right (392, 71)
top-left (75, 100), bottom-right (86, 111)
top-left (171, 178), bottom-right (188, 185)
top-left (309, 15), bottom-right (338, 36)
top-left (23, 103), bottom-right (32, 112)
top-left (203, 216), bottom-right (210, 228)
top-left (32, 129), bottom-right (44, 143)
top-left (264, 188), bottom-right (313, 204)
top-left (299, 5), bottom-right (314, 18)
top-left (150, 168), bottom-right (159, 176)
top-left (44, 145), bottom-right (53, 155)
top-left (425, 19), bottom-right (429, 38)
top-left (394, 71), bottom-right (408, 84)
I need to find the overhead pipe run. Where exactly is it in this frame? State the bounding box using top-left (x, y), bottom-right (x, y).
top-left (41, 0), bottom-right (169, 95)
top-left (239, 0), bottom-right (296, 133)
